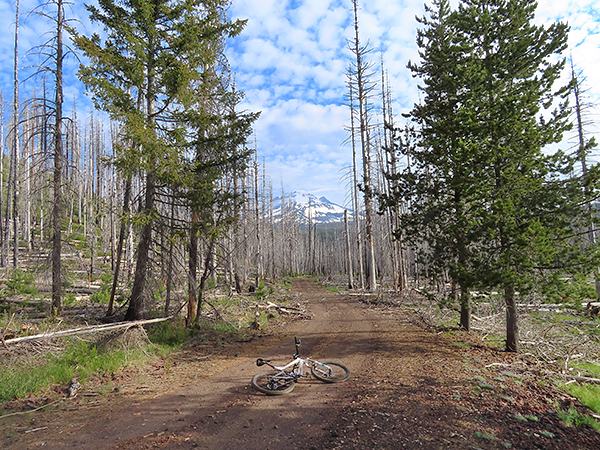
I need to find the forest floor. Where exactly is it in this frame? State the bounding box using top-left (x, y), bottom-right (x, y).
top-left (1, 279), bottom-right (600, 449)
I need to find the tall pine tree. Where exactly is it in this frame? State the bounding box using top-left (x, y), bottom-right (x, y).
top-left (399, 0), bottom-right (478, 330)
top-left (75, 0), bottom-right (250, 320)
top-left (392, 0), bottom-right (599, 351)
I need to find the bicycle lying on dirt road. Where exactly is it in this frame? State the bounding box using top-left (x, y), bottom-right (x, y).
top-left (251, 336), bottom-right (350, 395)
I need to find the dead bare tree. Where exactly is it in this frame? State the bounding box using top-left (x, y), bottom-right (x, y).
top-left (11, 0), bottom-right (21, 270)
top-left (0, 92), bottom-right (5, 268)
top-left (346, 72), bottom-right (365, 290)
top-left (349, 0), bottom-right (377, 291)
top-left (571, 59), bottom-right (600, 299)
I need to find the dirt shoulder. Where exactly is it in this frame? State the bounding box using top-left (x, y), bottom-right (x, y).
top-left (1, 279), bottom-right (599, 449)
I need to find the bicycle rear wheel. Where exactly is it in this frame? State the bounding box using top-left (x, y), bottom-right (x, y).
top-left (251, 372), bottom-right (296, 395)
top-left (311, 361), bottom-right (350, 383)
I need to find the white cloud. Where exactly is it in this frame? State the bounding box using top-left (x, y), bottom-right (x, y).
top-left (295, 0), bottom-right (333, 30)
top-left (0, 0), bottom-right (597, 206)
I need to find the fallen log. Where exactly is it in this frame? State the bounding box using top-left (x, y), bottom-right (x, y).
top-left (0, 298), bottom-right (44, 306)
top-left (260, 301), bottom-right (304, 315)
top-left (566, 375), bottom-right (600, 384)
top-left (267, 301), bottom-right (302, 312)
top-left (3, 317), bottom-right (172, 345)
top-left (258, 301), bottom-right (312, 319)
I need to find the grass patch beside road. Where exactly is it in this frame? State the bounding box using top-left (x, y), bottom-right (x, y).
top-left (0, 339), bottom-right (149, 403)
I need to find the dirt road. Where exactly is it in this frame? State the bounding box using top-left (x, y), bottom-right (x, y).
top-left (2, 279), bottom-right (600, 449)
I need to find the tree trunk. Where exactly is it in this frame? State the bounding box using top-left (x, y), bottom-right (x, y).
top-left (351, 0), bottom-right (376, 291)
top-left (165, 190), bottom-right (175, 316)
top-left (349, 80), bottom-right (364, 290)
top-left (0, 92), bottom-right (4, 268)
top-left (505, 284), bottom-right (518, 352)
top-left (24, 107), bottom-right (32, 252)
top-left (51, 0), bottom-right (65, 314)
top-left (187, 210), bottom-right (199, 325)
top-left (571, 60), bottom-right (600, 299)
top-left (344, 210), bottom-right (354, 289)
top-left (125, 171), bottom-right (155, 321)
top-left (254, 151), bottom-right (262, 286)
top-left (11, 0), bottom-right (20, 270)
top-left (107, 175), bottom-right (131, 316)
top-left (459, 286), bottom-right (470, 331)
top-left (195, 238), bottom-right (216, 326)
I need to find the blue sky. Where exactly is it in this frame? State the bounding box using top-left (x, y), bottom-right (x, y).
top-left (226, 0), bottom-right (600, 206)
top-left (1, 0), bottom-right (599, 207)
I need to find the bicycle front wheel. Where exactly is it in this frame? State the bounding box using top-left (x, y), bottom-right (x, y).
top-left (251, 372), bottom-right (296, 395)
top-left (311, 361), bottom-right (350, 383)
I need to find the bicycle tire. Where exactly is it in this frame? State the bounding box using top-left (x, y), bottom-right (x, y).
top-left (251, 371), bottom-right (296, 395)
top-left (311, 361), bottom-right (350, 383)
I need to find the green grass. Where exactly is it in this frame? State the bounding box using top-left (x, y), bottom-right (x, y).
top-left (0, 318), bottom-right (248, 405)
top-left (564, 384), bottom-right (600, 414)
top-left (570, 361), bottom-right (600, 378)
top-left (450, 341), bottom-right (470, 348)
top-left (557, 408), bottom-right (600, 430)
top-left (6, 270), bottom-right (38, 295)
top-left (0, 340), bottom-right (148, 403)
top-left (254, 311), bottom-right (272, 330)
top-left (148, 319), bottom-right (245, 348)
top-left (148, 320), bottom-right (194, 347)
top-left (563, 361), bottom-right (600, 414)
top-left (277, 279), bottom-right (293, 291)
top-left (254, 280), bottom-right (267, 299)
top-left (90, 271), bottom-right (114, 304)
top-left (474, 430), bottom-right (495, 441)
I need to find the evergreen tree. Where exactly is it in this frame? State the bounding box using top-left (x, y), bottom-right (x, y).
top-left (180, 84), bottom-right (258, 324)
top-left (75, 0), bottom-right (250, 320)
top-left (393, 0), bottom-right (478, 330)
top-left (390, 0), bottom-right (599, 351)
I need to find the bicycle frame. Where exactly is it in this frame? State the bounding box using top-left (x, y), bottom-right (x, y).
top-left (262, 355), bottom-right (329, 379)
top-left (256, 337), bottom-right (337, 381)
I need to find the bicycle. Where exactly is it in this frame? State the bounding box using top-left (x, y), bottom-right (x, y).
top-left (251, 336), bottom-right (350, 395)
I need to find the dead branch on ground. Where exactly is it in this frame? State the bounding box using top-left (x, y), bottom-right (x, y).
top-left (3, 317), bottom-right (171, 346)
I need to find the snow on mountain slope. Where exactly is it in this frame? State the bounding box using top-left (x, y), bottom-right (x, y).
top-left (272, 190), bottom-right (348, 224)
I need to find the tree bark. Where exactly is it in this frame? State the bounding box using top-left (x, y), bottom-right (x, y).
top-left (195, 238), bottom-right (216, 326)
top-left (505, 284), bottom-right (518, 352)
top-left (51, 0), bottom-right (64, 314)
top-left (125, 171), bottom-right (155, 321)
top-left (107, 175), bottom-right (131, 316)
top-left (187, 210), bottom-right (199, 325)
top-left (11, 0), bottom-right (20, 270)
top-left (344, 210), bottom-right (354, 289)
top-left (459, 286), bottom-right (470, 331)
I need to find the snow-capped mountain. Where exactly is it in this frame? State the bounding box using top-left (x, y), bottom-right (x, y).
top-left (272, 190), bottom-right (348, 224)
